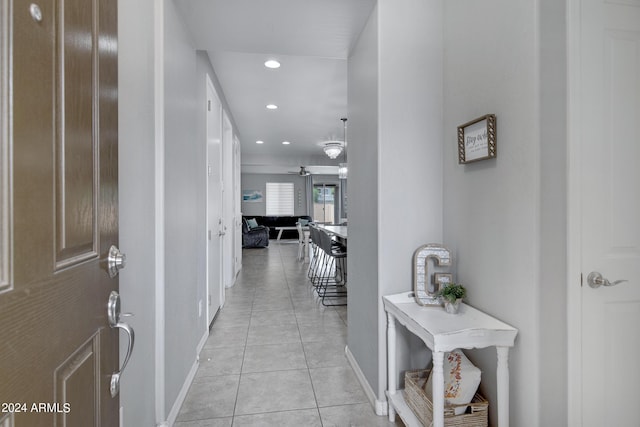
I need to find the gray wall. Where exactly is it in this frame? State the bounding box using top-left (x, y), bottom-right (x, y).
top-left (442, 1), bottom-right (567, 425)
top-left (163, 0), bottom-right (203, 415)
top-left (377, 0), bottom-right (444, 396)
top-left (241, 173), bottom-right (309, 217)
top-left (120, 1), bottom-right (227, 420)
top-left (347, 0), bottom-right (444, 403)
top-left (347, 1), bottom-right (567, 425)
top-left (118, 1), bottom-right (568, 425)
top-left (119, 3), bottom-right (240, 424)
top-left (346, 2), bottom-right (380, 402)
top-left (118, 0), bottom-right (157, 425)
top-left (311, 175), bottom-right (341, 187)
top-left (193, 52), bottom-right (208, 346)
top-left (538, 0), bottom-right (567, 423)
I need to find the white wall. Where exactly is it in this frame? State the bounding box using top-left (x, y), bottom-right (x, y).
top-left (118, 0), bottom-right (158, 425)
top-left (442, 1), bottom-right (567, 425)
top-left (163, 0), bottom-right (202, 416)
top-left (347, 0), bottom-right (444, 406)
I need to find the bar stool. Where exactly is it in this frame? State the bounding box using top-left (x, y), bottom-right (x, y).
top-left (307, 224), bottom-right (339, 286)
top-left (307, 224), bottom-right (323, 284)
top-left (315, 228), bottom-right (347, 306)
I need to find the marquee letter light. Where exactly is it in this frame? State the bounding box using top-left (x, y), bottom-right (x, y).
top-left (412, 244), bottom-right (452, 306)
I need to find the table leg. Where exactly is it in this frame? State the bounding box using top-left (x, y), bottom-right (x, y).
top-left (386, 312), bottom-right (396, 422)
top-left (277, 229), bottom-right (284, 240)
top-left (304, 232), bottom-right (310, 261)
top-left (497, 346), bottom-right (510, 427)
top-left (432, 351), bottom-right (445, 427)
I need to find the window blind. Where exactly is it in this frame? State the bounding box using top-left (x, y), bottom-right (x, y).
top-left (266, 182), bottom-right (294, 216)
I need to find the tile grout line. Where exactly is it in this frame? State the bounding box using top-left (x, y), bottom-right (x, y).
top-left (277, 242), bottom-right (308, 365)
top-left (229, 262), bottom-right (256, 426)
top-left (277, 242), bottom-right (327, 426)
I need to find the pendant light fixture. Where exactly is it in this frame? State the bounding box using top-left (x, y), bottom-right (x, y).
top-left (338, 118), bottom-right (348, 179)
top-left (323, 142), bottom-right (343, 159)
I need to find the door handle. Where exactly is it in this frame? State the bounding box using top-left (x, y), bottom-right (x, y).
top-left (587, 271), bottom-right (628, 289)
top-left (107, 245), bottom-right (126, 278)
top-left (107, 291), bottom-right (135, 397)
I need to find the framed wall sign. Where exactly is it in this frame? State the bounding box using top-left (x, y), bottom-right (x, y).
top-left (242, 190), bottom-right (263, 203)
top-left (457, 114), bottom-right (497, 164)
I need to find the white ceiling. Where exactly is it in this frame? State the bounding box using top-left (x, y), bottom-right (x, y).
top-left (173, 0), bottom-right (376, 174)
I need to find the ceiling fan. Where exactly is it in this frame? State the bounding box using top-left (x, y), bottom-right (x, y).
top-left (288, 166), bottom-right (311, 176)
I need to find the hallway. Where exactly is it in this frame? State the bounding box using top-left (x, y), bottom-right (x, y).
top-left (175, 242), bottom-right (398, 426)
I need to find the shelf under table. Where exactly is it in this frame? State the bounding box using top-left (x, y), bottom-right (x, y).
top-left (386, 390), bottom-right (421, 427)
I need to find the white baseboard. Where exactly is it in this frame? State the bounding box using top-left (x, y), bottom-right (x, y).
top-left (163, 357), bottom-right (199, 427)
top-left (345, 345), bottom-right (388, 416)
top-left (197, 328), bottom-right (208, 355)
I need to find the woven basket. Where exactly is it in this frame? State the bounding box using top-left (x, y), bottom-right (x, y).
top-left (404, 369), bottom-right (488, 427)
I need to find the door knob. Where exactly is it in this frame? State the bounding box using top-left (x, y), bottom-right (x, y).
top-left (107, 245), bottom-right (126, 278)
top-left (587, 271), bottom-right (628, 289)
top-left (107, 291), bottom-right (135, 397)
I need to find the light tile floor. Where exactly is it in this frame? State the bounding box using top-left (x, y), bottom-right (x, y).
top-left (175, 241), bottom-right (401, 427)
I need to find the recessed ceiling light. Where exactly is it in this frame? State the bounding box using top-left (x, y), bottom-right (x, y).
top-left (282, 141), bottom-right (290, 145)
top-left (256, 140), bottom-right (264, 144)
top-left (266, 104), bottom-right (278, 110)
top-left (264, 59), bottom-right (280, 69)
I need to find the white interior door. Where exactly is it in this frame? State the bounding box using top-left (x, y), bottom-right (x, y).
top-left (578, 0), bottom-right (640, 425)
top-left (206, 75), bottom-right (223, 325)
top-left (234, 135), bottom-right (242, 275)
top-left (222, 112), bottom-right (234, 289)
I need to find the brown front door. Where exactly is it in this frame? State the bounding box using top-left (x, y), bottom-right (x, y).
top-left (0, 1), bottom-right (119, 426)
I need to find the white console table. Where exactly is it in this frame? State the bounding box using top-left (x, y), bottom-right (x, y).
top-left (383, 292), bottom-right (518, 427)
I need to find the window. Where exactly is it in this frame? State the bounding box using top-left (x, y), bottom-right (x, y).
top-left (266, 182), bottom-right (294, 216)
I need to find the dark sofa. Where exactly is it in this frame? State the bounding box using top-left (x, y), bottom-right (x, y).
top-left (241, 219), bottom-right (269, 248)
top-left (242, 215), bottom-right (312, 240)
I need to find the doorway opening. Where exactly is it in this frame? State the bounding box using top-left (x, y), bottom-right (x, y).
top-left (313, 184), bottom-right (337, 224)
